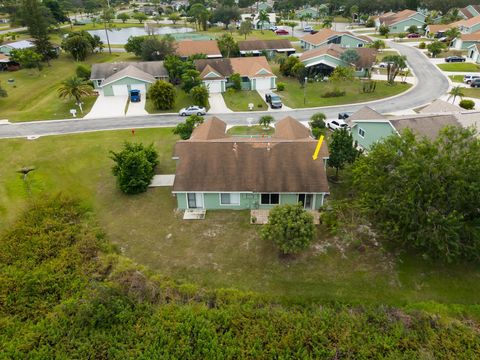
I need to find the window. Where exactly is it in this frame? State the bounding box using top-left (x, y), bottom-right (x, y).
top-left (358, 128), bottom-right (365, 138)
top-left (357, 43), bottom-right (364, 47)
top-left (220, 193), bottom-right (240, 205)
top-left (187, 193), bottom-right (203, 208)
top-left (97, 80), bottom-right (102, 86)
top-left (261, 193), bottom-right (279, 205)
top-left (298, 194), bottom-right (314, 209)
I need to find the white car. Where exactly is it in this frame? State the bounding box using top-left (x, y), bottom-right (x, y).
top-left (303, 26), bottom-right (313, 32)
top-left (463, 75), bottom-right (480, 84)
top-left (270, 25), bottom-right (278, 31)
top-left (179, 106), bottom-right (206, 116)
top-left (378, 62), bottom-right (388, 68)
top-left (326, 119), bottom-right (349, 131)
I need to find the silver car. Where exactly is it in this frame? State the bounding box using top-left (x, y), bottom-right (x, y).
top-left (179, 106), bottom-right (207, 116)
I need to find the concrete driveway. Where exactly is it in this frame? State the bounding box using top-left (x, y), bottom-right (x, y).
top-left (208, 93), bottom-right (232, 113)
top-left (84, 91), bottom-right (127, 119)
top-left (126, 97), bottom-right (148, 117)
top-left (256, 89), bottom-right (293, 111)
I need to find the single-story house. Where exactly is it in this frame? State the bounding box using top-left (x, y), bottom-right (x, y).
top-left (300, 28), bottom-right (370, 50)
top-left (240, 12), bottom-right (276, 30)
top-left (172, 116), bottom-right (330, 211)
top-left (468, 43), bottom-right (480, 62)
top-left (175, 40), bottom-right (222, 59)
top-left (0, 53), bottom-right (19, 71)
top-left (425, 24), bottom-right (454, 38)
top-left (238, 39), bottom-right (295, 56)
top-left (459, 5), bottom-right (480, 19)
top-left (299, 44), bottom-right (377, 77)
top-left (90, 61), bottom-right (168, 96)
top-left (195, 56), bottom-right (276, 93)
top-left (349, 110), bottom-right (462, 150)
top-left (296, 7), bottom-right (320, 19)
top-left (418, 99), bottom-right (461, 114)
top-left (375, 9), bottom-right (426, 33)
top-left (452, 31), bottom-right (480, 49)
top-left (0, 40), bottom-right (35, 55)
top-left (254, 2), bottom-right (271, 12)
top-left (449, 16), bottom-right (480, 34)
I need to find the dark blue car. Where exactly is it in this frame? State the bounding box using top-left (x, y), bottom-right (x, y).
top-left (130, 89), bottom-right (141, 102)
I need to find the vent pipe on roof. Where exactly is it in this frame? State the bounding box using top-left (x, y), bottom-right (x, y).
top-left (267, 142), bottom-right (270, 151)
top-left (113, 67), bottom-right (117, 72)
top-left (233, 142), bottom-right (238, 152)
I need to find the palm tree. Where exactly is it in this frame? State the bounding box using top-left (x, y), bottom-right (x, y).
top-left (448, 86), bottom-right (464, 104)
top-left (257, 10), bottom-right (269, 34)
top-left (322, 16), bottom-right (333, 29)
top-left (57, 76), bottom-right (94, 113)
top-left (445, 27), bottom-right (461, 48)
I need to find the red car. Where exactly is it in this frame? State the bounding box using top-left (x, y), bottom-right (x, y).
top-left (407, 33), bottom-right (420, 38)
top-left (275, 29), bottom-right (289, 35)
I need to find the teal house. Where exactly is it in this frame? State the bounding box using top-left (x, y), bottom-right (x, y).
top-left (300, 29), bottom-right (370, 50)
top-left (90, 61), bottom-right (168, 96)
top-left (296, 7), bottom-right (320, 19)
top-left (452, 32), bottom-right (480, 49)
top-left (375, 9), bottom-right (426, 33)
top-left (348, 106), bottom-right (462, 150)
top-left (459, 5), bottom-right (480, 19)
top-left (172, 117), bottom-right (330, 211)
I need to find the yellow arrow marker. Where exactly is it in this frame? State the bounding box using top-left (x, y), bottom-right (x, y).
top-left (312, 135), bottom-right (324, 160)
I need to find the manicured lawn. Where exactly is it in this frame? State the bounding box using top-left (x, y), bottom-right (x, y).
top-left (145, 87), bottom-right (193, 114)
top-left (437, 62), bottom-right (480, 72)
top-left (223, 90), bottom-right (268, 111)
top-left (0, 52), bottom-right (138, 122)
top-left (459, 88), bottom-right (480, 99)
top-left (376, 50), bottom-right (400, 62)
top-left (276, 77), bottom-right (411, 108)
top-left (203, 27), bottom-right (298, 42)
top-left (449, 75), bottom-right (465, 83)
top-left (227, 125), bottom-right (274, 136)
top-left (0, 129), bottom-right (480, 317)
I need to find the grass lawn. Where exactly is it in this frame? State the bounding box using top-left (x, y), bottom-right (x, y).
top-left (227, 125), bottom-right (274, 136)
top-left (449, 75), bottom-right (465, 82)
top-left (1, 129), bottom-right (480, 318)
top-left (459, 88), bottom-right (480, 99)
top-left (0, 52), bottom-right (138, 122)
top-left (204, 27), bottom-right (298, 42)
top-left (376, 50), bottom-right (400, 62)
top-left (277, 77), bottom-right (411, 108)
top-left (145, 87), bottom-right (193, 114)
top-left (437, 62), bottom-right (480, 72)
top-left (222, 90), bottom-right (268, 111)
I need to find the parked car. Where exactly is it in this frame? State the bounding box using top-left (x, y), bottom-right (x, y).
top-left (407, 33), bottom-right (420, 38)
top-left (378, 62), bottom-right (388, 68)
top-left (275, 29), bottom-right (289, 35)
top-left (303, 25), bottom-right (313, 32)
top-left (438, 37), bottom-right (448, 42)
top-left (129, 89), bottom-right (141, 103)
top-left (338, 112), bottom-right (354, 120)
top-left (463, 75), bottom-right (480, 84)
top-left (270, 25), bottom-right (278, 31)
top-left (179, 106), bottom-right (207, 116)
top-left (445, 56), bottom-right (466, 63)
top-left (327, 119), bottom-right (349, 130)
top-left (470, 78), bottom-right (480, 87)
top-left (265, 93), bottom-right (282, 109)
top-left (310, 29), bottom-right (319, 35)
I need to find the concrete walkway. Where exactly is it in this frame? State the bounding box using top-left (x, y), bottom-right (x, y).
top-left (149, 175), bottom-right (175, 187)
top-left (208, 93), bottom-right (233, 113)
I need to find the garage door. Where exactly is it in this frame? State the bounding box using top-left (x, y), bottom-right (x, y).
top-left (204, 80), bottom-right (223, 93)
top-left (112, 85), bottom-right (129, 96)
top-left (130, 83), bottom-right (147, 94)
top-left (255, 78), bottom-right (272, 91)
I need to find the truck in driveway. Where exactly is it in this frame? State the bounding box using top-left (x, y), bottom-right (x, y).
top-left (265, 93), bottom-right (283, 109)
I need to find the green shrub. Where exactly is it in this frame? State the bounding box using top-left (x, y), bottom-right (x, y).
top-left (322, 88), bottom-right (346, 98)
top-left (147, 80), bottom-right (176, 110)
top-left (276, 82), bottom-right (285, 91)
top-left (459, 99), bottom-right (475, 109)
top-left (419, 42), bottom-right (426, 49)
top-left (75, 64), bottom-right (91, 80)
top-left (190, 85), bottom-right (209, 108)
top-left (365, 19), bottom-right (375, 27)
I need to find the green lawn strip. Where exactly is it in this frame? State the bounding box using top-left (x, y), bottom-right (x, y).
top-left (376, 50), bottom-right (400, 62)
top-left (0, 52), bottom-right (137, 122)
top-left (227, 125), bottom-right (274, 136)
top-left (449, 75), bottom-right (465, 83)
top-left (276, 77), bottom-right (411, 108)
top-left (202, 27), bottom-right (298, 42)
top-left (459, 88), bottom-right (480, 99)
top-left (437, 63), bottom-right (480, 72)
top-left (1, 129), bottom-right (480, 316)
top-left (222, 90), bottom-right (268, 111)
top-left (145, 87), bottom-right (193, 114)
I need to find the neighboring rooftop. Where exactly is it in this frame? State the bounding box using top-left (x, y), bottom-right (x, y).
top-left (238, 39), bottom-right (294, 52)
top-left (101, 65), bottom-right (156, 86)
top-left (418, 99), bottom-right (461, 114)
top-left (299, 44), bottom-right (377, 68)
top-left (348, 106), bottom-right (386, 121)
top-left (1, 40), bottom-right (34, 49)
top-left (301, 28), bottom-right (370, 46)
top-left (90, 61), bottom-right (168, 80)
top-left (389, 114), bottom-right (461, 140)
top-left (379, 9), bottom-right (419, 26)
top-left (175, 40), bottom-right (222, 58)
top-left (195, 56), bottom-right (274, 79)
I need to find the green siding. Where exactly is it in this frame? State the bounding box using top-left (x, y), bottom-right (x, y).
top-left (351, 121), bottom-right (396, 149)
top-left (339, 35), bottom-right (368, 48)
top-left (0, 45), bottom-right (13, 54)
top-left (469, 23), bottom-right (480, 34)
top-left (388, 18), bottom-right (425, 33)
top-left (302, 54), bottom-right (345, 68)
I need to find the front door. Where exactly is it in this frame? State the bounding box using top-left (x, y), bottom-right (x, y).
top-left (298, 194), bottom-right (314, 210)
top-left (187, 193), bottom-right (204, 209)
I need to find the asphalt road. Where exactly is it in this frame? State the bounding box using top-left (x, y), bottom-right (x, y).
top-left (0, 42), bottom-right (450, 139)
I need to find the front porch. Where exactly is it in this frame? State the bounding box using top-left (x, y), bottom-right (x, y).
top-left (250, 209), bottom-right (321, 225)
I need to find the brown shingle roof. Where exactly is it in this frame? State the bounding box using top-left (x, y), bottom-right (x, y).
top-left (426, 24), bottom-right (454, 33)
top-left (452, 15), bottom-right (480, 28)
top-left (195, 57), bottom-right (273, 79)
top-left (238, 39), bottom-right (294, 52)
top-left (390, 114), bottom-right (461, 140)
top-left (90, 61), bottom-right (168, 80)
top-left (301, 29), bottom-right (370, 46)
top-left (460, 31), bottom-right (480, 41)
top-left (380, 9), bottom-right (418, 26)
top-left (175, 40), bottom-right (222, 58)
top-left (419, 99), bottom-right (461, 114)
top-left (299, 45), bottom-right (377, 68)
top-left (348, 106), bottom-right (385, 121)
top-left (190, 117), bottom-right (228, 140)
top-left (173, 117), bottom-right (329, 193)
top-left (273, 116), bottom-right (311, 140)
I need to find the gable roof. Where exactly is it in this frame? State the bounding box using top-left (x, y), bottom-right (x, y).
top-left (238, 39), bottom-right (294, 52)
top-left (91, 61), bottom-right (168, 80)
top-left (175, 40), bottom-right (222, 58)
top-left (348, 106), bottom-right (385, 121)
top-left (426, 24), bottom-right (454, 33)
top-left (460, 5), bottom-right (480, 19)
top-left (102, 65), bottom-right (156, 86)
top-left (195, 56), bottom-right (274, 79)
top-left (299, 44), bottom-right (377, 68)
top-left (190, 117), bottom-right (228, 140)
top-left (380, 9), bottom-right (421, 26)
top-left (460, 31), bottom-right (480, 41)
top-left (273, 116), bottom-right (311, 140)
top-left (1, 40), bottom-right (35, 49)
top-left (301, 28), bottom-right (370, 46)
top-left (389, 114), bottom-right (461, 140)
top-left (452, 15), bottom-right (480, 28)
top-left (418, 99), bottom-right (461, 114)
top-left (173, 117), bottom-right (329, 193)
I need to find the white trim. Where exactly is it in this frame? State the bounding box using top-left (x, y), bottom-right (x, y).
top-left (186, 192), bottom-right (204, 209)
top-left (297, 193), bottom-right (315, 209)
top-left (219, 193), bottom-right (241, 206)
top-left (102, 75), bottom-right (154, 87)
top-left (204, 70), bottom-right (222, 78)
top-left (358, 127), bottom-right (365, 138)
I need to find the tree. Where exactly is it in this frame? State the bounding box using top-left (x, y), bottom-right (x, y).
top-left (378, 24), bottom-right (390, 37)
top-left (75, 64), bottom-right (91, 80)
top-left (147, 80), bottom-right (176, 110)
top-left (188, 3), bottom-right (209, 31)
top-left (190, 85), bottom-right (209, 107)
top-left (352, 126), bottom-right (480, 263)
top-left (117, 13), bottom-right (130, 23)
top-left (62, 32), bottom-right (94, 61)
top-left (382, 55), bottom-right (407, 84)
top-left (57, 76), bottom-right (94, 113)
top-left (257, 10), bottom-right (269, 33)
top-left (322, 16), bottom-right (333, 28)
top-left (279, 55), bottom-right (300, 77)
top-left (283, 21), bottom-right (296, 36)
top-left (340, 49), bottom-right (360, 65)
top-left (0, 82), bottom-right (8, 97)
top-left (259, 115), bottom-right (274, 128)
top-left (397, 32), bottom-right (406, 41)
top-left (141, 35), bottom-right (175, 61)
top-left (368, 39), bottom-right (386, 51)
top-left (100, 6), bottom-right (115, 54)
top-left (309, 112), bottom-right (326, 139)
top-left (164, 54), bottom-right (194, 83)
top-left (110, 142), bottom-right (159, 195)
top-left (9, 48), bottom-right (43, 71)
top-left (407, 25), bottom-right (418, 34)
top-left (211, 6), bottom-right (240, 29)
top-left (445, 27), bottom-right (461, 44)
top-left (448, 86), bottom-right (464, 104)
top-left (124, 35), bottom-right (147, 56)
top-left (34, 37), bottom-right (58, 64)
top-left (330, 66), bottom-right (354, 81)
top-left (173, 114), bottom-right (204, 139)
top-left (217, 33), bottom-right (239, 57)
top-left (229, 73), bottom-right (241, 90)
top-left (181, 69), bottom-right (201, 92)
top-left (328, 128), bottom-right (361, 179)
top-left (132, 12), bottom-right (148, 23)
top-left (350, 5), bottom-right (359, 22)
top-left (168, 13), bottom-right (181, 24)
top-left (427, 40), bottom-right (446, 57)
top-left (261, 204), bottom-right (316, 255)
top-left (44, 0), bottom-right (69, 23)
top-left (238, 20), bottom-right (252, 39)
